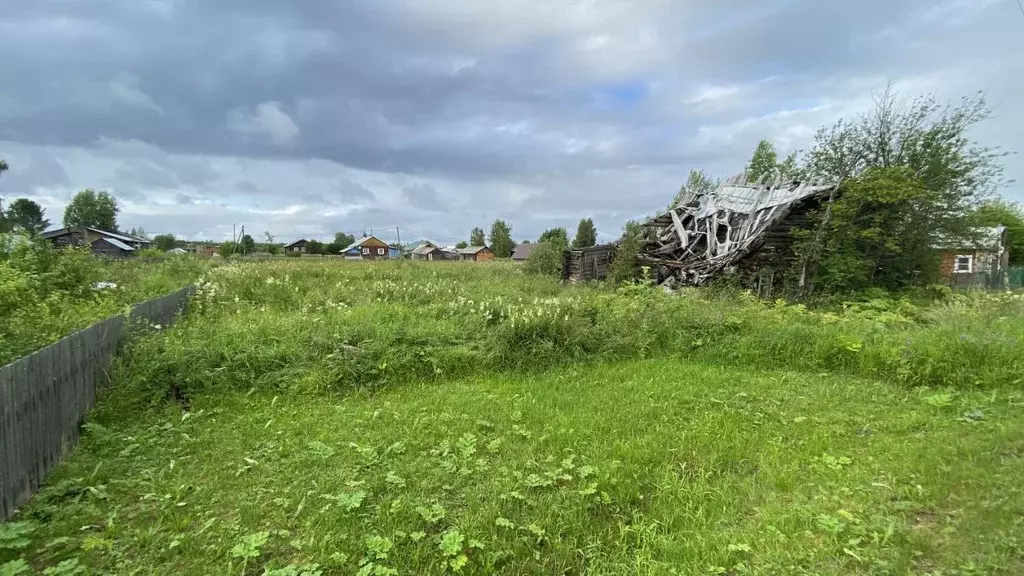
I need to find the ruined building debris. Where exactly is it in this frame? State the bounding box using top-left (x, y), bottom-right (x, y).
top-left (639, 174), bottom-right (837, 287)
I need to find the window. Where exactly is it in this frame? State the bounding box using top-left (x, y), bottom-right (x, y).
top-left (954, 255), bottom-right (973, 274)
top-left (378, 248), bottom-right (385, 255)
top-left (362, 248), bottom-right (369, 255)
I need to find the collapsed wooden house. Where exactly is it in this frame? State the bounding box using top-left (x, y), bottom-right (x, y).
top-left (640, 174), bottom-right (837, 288)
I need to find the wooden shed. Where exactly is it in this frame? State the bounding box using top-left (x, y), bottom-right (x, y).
top-left (562, 244), bottom-right (618, 282)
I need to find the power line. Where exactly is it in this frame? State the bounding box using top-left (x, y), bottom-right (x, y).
top-left (1018, 0), bottom-right (1024, 20)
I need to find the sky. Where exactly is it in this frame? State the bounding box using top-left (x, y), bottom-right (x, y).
top-left (1, 0), bottom-right (1022, 245)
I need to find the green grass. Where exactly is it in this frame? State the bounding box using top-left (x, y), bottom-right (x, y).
top-left (3, 261), bottom-right (1023, 575)
top-left (8, 360), bottom-right (1024, 575)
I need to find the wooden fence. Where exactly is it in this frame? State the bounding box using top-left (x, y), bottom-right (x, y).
top-left (0, 284), bottom-right (196, 521)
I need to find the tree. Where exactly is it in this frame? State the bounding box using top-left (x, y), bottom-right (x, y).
top-left (129, 226), bottom-right (150, 240)
top-left (538, 227), bottom-right (568, 245)
top-left (747, 139), bottom-right (779, 182)
top-left (608, 221), bottom-right (645, 283)
top-left (219, 241), bottom-right (239, 257)
top-left (455, 241), bottom-right (468, 249)
top-left (525, 227), bottom-right (570, 276)
top-left (63, 189), bottom-right (120, 231)
top-left (572, 218), bottom-right (597, 248)
top-left (5, 199), bottom-right (50, 234)
top-left (973, 199), bottom-right (1024, 266)
top-left (334, 232), bottom-right (355, 248)
top-left (670, 169), bottom-right (718, 208)
top-left (470, 227), bottom-right (486, 247)
top-left (306, 239), bottom-right (324, 255)
top-left (153, 233), bottom-right (176, 252)
top-left (805, 167), bottom-right (947, 291)
top-left (241, 234), bottom-right (255, 254)
top-left (488, 219), bottom-right (514, 258)
top-left (797, 85), bottom-right (1007, 293)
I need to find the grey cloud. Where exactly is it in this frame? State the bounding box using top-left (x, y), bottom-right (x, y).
top-left (401, 183), bottom-right (445, 212)
top-left (1, 0), bottom-right (1021, 242)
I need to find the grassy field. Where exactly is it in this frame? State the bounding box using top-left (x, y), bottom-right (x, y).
top-left (2, 261), bottom-right (1023, 575)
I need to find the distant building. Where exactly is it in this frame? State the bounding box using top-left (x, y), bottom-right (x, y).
top-left (284, 239), bottom-right (308, 253)
top-left (412, 241), bottom-right (446, 261)
top-left (935, 226), bottom-right (1009, 288)
top-left (512, 242), bottom-right (537, 261)
top-left (42, 227), bottom-right (154, 258)
top-left (342, 235), bottom-right (391, 260)
top-left (458, 245), bottom-right (495, 262)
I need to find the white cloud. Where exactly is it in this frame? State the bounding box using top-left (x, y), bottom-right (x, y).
top-left (227, 102), bottom-right (301, 146)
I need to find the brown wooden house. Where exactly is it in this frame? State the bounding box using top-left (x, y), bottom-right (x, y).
top-left (458, 246), bottom-right (495, 262)
top-left (42, 227), bottom-right (153, 257)
top-left (343, 235), bottom-right (391, 260)
top-left (285, 239), bottom-right (308, 253)
top-left (563, 244), bottom-right (618, 282)
top-left (935, 226), bottom-right (1009, 288)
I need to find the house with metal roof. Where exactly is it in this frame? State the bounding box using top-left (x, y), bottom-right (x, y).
top-left (42, 227), bottom-right (154, 257)
top-left (457, 245), bottom-right (495, 262)
top-left (512, 242), bottom-right (537, 261)
top-left (342, 235), bottom-right (391, 260)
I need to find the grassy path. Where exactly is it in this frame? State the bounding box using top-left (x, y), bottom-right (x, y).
top-left (5, 358), bottom-right (1022, 574)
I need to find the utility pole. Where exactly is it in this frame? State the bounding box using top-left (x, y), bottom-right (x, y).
top-left (240, 224), bottom-right (245, 254)
top-left (396, 226), bottom-right (402, 257)
top-left (232, 223), bottom-right (236, 255)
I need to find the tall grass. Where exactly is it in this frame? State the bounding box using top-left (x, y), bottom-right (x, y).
top-left (109, 260), bottom-right (1024, 412)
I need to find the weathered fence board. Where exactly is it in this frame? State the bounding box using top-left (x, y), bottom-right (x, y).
top-left (0, 285), bottom-right (194, 521)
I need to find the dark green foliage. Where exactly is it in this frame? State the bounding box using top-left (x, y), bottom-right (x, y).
top-left (469, 227), bottom-right (486, 247)
top-left (808, 167), bottom-right (946, 291)
top-left (537, 227), bottom-right (568, 245)
top-left (488, 220), bottom-right (514, 258)
top-left (796, 86), bottom-right (1007, 293)
top-left (63, 190), bottom-right (119, 231)
top-left (455, 241), bottom-right (468, 249)
top-left (305, 240), bottom-right (324, 255)
top-left (241, 234), bottom-right (256, 254)
top-left (153, 234), bottom-right (176, 252)
top-left (334, 232), bottom-right (355, 249)
top-left (571, 218), bottom-right (597, 248)
top-left (4, 199), bottom-right (50, 234)
top-left (524, 234), bottom-right (568, 276)
top-left (972, 199), bottom-right (1024, 265)
top-left (325, 242), bottom-right (343, 255)
top-left (607, 221), bottom-right (643, 284)
top-left (219, 242), bottom-right (239, 256)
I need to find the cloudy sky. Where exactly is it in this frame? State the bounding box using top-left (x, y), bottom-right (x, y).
top-left (1, 0), bottom-right (1022, 244)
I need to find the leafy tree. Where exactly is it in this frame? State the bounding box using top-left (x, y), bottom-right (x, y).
top-left (455, 241), bottom-right (468, 249)
top-left (325, 241), bottom-right (342, 254)
top-left (488, 219), bottom-right (514, 258)
top-left (469, 227), bottom-right (486, 247)
top-left (241, 234), bottom-right (255, 254)
top-left (5, 198), bottom-right (50, 234)
top-left (306, 239), bottom-right (324, 255)
top-left (670, 169), bottom-right (718, 208)
top-left (153, 233), bottom-right (176, 252)
top-left (219, 241), bottom-right (239, 257)
top-left (129, 226), bottom-right (149, 240)
top-left (63, 189), bottom-right (119, 231)
top-left (747, 139), bottom-right (779, 182)
top-left (796, 85), bottom-right (1006, 293)
top-left (538, 227), bottom-right (568, 245)
top-left (973, 199), bottom-right (1024, 266)
top-left (608, 221), bottom-right (645, 284)
top-left (572, 218), bottom-right (597, 248)
top-left (807, 167), bottom-right (948, 291)
top-left (334, 232), bottom-right (355, 248)
top-left (0, 158), bottom-right (7, 175)
top-left (525, 229), bottom-right (569, 276)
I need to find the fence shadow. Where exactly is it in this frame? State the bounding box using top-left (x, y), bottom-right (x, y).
top-left (0, 285), bottom-right (196, 521)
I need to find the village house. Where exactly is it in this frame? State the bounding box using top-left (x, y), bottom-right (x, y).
top-left (458, 246), bottom-right (495, 262)
top-left (342, 235), bottom-right (391, 260)
top-left (411, 241), bottom-right (441, 260)
top-left (936, 226), bottom-right (1009, 288)
top-left (512, 242), bottom-right (537, 262)
top-left (284, 239), bottom-right (308, 254)
top-left (42, 227), bottom-right (154, 258)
